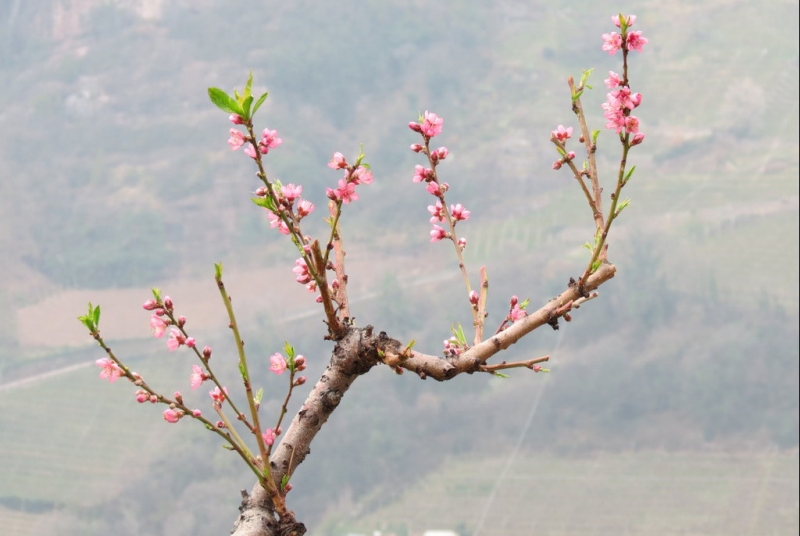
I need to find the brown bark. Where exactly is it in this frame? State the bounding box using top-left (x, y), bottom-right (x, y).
top-left (230, 262), bottom-right (616, 535)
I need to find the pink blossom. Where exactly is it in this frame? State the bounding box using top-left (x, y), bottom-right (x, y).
top-left (263, 428), bottom-right (277, 446)
top-left (293, 258), bottom-right (311, 284)
top-left (602, 32), bottom-right (623, 55)
top-left (610, 87), bottom-right (637, 110)
top-left (420, 111), bottom-right (444, 138)
top-left (163, 409), bottom-right (182, 423)
top-left (228, 129), bottom-right (246, 150)
top-left (95, 357), bottom-right (123, 383)
top-left (150, 315), bottom-right (167, 338)
top-left (328, 179), bottom-right (358, 204)
top-left (258, 128), bottom-right (283, 154)
top-left (604, 71), bottom-right (622, 89)
top-left (268, 211), bottom-right (290, 235)
top-left (450, 203), bottom-right (470, 221)
top-left (297, 199), bottom-right (315, 218)
top-left (229, 114), bottom-right (244, 125)
top-left (281, 183), bottom-right (303, 202)
top-left (167, 328), bottom-right (187, 351)
top-left (428, 199), bottom-right (445, 223)
top-left (306, 280), bottom-right (317, 293)
top-left (426, 181), bottom-right (447, 196)
top-left (351, 166), bottom-right (373, 185)
top-left (430, 225), bottom-right (448, 242)
top-left (413, 165), bottom-right (432, 183)
top-left (209, 386), bottom-right (228, 405)
top-left (626, 31), bottom-right (648, 52)
top-left (510, 304), bottom-right (527, 322)
top-left (612, 14), bottom-right (636, 28)
top-left (551, 125), bottom-right (573, 142)
top-left (328, 152), bottom-right (348, 169)
top-left (189, 364), bottom-right (207, 390)
top-left (624, 115), bottom-right (640, 134)
top-left (244, 143), bottom-right (257, 159)
top-left (270, 353), bottom-right (288, 375)
top-left (630, 132), bottom-right (645, 146)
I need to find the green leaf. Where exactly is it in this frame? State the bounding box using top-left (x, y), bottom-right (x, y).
top-left (251, 92), bottom-right (269, 117)
top-left (222, 444), bottom-right (234, 451)
top-left (151, 287), bottom-right (162, 301)
top-left (571, 89), bottom-right (583, 101)
top-left (77, 314), bottom-right (94, 331)
top-left (208, 87), bottom-right (243, 115)
top-left (493, 372), bottom-right (510, 378)
top-left (579, 68), bottom-right (594, 87)
top-left (214, 263), bottom-right (223, 279)
top-left (582, 241), bottom-right (593, 251)
top-left (239, 361), bottom-right (248, 382)
top-left (519, 298), bottom-right (530, 310)
top-left (254, 388), bottom-right (263, 406)
top-left (451, 323), bottom-right (467, 345)
top-left (617, 198), bottom-right (631, 213)
top-left (251, 196), bottom-right (270, 208)
top-left (624, 165), bottom-right (636, 183)
top-left (242, 95), bottom-right (253, 119)
top-left (281, 474), bottom-right (290, 488)
top-left (92, 304), bottom-right (101, 326)
top-left (244, 72), bottom-right (253, 100)
top-left (283, 341), bottom-right (295, 359)
top-left (591, 259), bottom-right (602, 273)
top-left (591, 129), bottom-right (601, 145)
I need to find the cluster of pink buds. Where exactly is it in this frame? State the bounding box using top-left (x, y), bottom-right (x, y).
top-left (443, 337), bottom-right (466, 357)
top-left (550, 125), bottom-right (577, 170)
top-left (325, 152), bottom-right (374, 204)
top-left (144, 296), bottom-right (196, 351)
top-left (409, 112), bottom-right (472, 243)
top-left (601, 14), bottom-right (647, 145)
top-left (258, 181), bottom-right (316, 235)
top-left (135, 389), bottom-right (158, 404)
top-left (262, 426), bottom-right (282, 446)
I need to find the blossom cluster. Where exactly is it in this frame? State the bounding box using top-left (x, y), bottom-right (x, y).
top-left (325, 152), bottom-right (374, 204)
top-left (408, 111), bottom-right (471, 243)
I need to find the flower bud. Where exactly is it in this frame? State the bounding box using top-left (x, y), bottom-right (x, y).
top-left (469, 290), bottom-right (479, 305)
top-left (163, 296), bottom-right (174, 311)
top-left (177, 316), bottom-right (186, 328)
top-left (457, 237), bottom-right (467, 250)
top-left (510, 295), bottom-right (519, 307)
top-left (192, 409), bottom-right (202, 417)
top-left (410, 143), bottom-right (424, 153)
top-left (203, 346), bottom-right (212, 360)
top-left (150, 395), bottom-right (158, 403)
top-left (154, 308), bottom-right (165, 316)
top-left (135, 390), bottom-right (148, 403)
top-left (186, 337), bottom-right (196, 348)
top-left (552, 160), bottom-right (563, 170)
top-left (216, 421), bottom-right (225, 428)
top-left (435, 147), bottom-right (449, 160)
top-left (284, 483), bottom-right (293, 492)
top-left (408, 121), bottom-right (422, 133)
top-left (294, 356), bottom-right (307, 371)
top-left (229, 114), bottom-right (244, 125)
top-left (630, 132), bottom-right (645, 147)
top-left (293, 376), bottom-right (307, 387)
top-left (174, 391), bottom-right (183, 404)
top-left (142, 299), bottom-right (158, 310)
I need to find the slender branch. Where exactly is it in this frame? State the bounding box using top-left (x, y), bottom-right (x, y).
top-left (568, 76), bottom-right (604, 230)
top-left (479, 354), bottom-right (549, 373)
top-left (328, 200), bottom-right (351, 322)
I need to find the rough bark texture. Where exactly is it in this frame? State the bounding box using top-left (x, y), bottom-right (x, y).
top-left (230, 262), bottom-right (616, 535)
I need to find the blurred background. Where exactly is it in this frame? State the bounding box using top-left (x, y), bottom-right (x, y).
top-left (0, 1), bottom-right (797, 535)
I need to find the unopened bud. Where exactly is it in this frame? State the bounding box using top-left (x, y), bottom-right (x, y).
top-left (216, 421), bottom-right (225, 428)
top-left (150, 395), bottom-right (158, 403)
top-left (630, 132), bottom-right (645, 147)
top-left (163, 296), bottom-right (174, 311)
top-left (408, 122), bottom-right (422, 133)
top-left (174, 391), bottom-right (183, 404)
top-left (186, 337), bottom-right (196, 348)
top-left (469, 290), bottom-right (479, 305)
top-left (154, 308), bottom-right (165, 316)
top-left (435, 147), bottom-right (449, 160)
top-left (142, 299), bottom-right (158, 310)
top-left (510, 295), bottom-right (519, 307)
top-left (294, 356), bottom-right (307, 371)
top-left (192, 409), bottom-right (202, 417)
top-left (203, 346), bottom-right (212, 360)
top-left (229, 114), bottom-right (244, 125)
top-left (177, 316), bottom-right (186, 327)
top-left (457, 237), bottom-right (467, 250)
top-left (533, 365), bottom-right (542, 372)
top-left (255, 186), bottom-right (268, 197)
top-left (293, 376), bottom-right (307, 387)
top-left (410, 143), bottom-right (424, 153)
top-left (284, 483), bottom-right (293, 492)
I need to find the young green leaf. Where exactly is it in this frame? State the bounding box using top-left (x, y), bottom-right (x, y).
top-left (251, 92), bottom-right (269, 117)
top-left (214, 263), bottom-right (223, 279)
top-left (283, 341), bottom-right (295, 359)
top-left (254, 388), bottom-right (263, 406)
top-left (623, 165), bottom-right (636, 184)
top-left (208, 87), bottom-right (243, 115)
top-left (493, 372), bottom-right (510, 378)
top-left (451, 323), bottom-right (467, 345)
top-left (591, 129), bottom-right (601, 145)
top-left (238, 361), bottom-right (248, 382)
top-left (244, 72), bottom-right (253, 100)
top-left (242, 95), bottom-right (254, 119)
